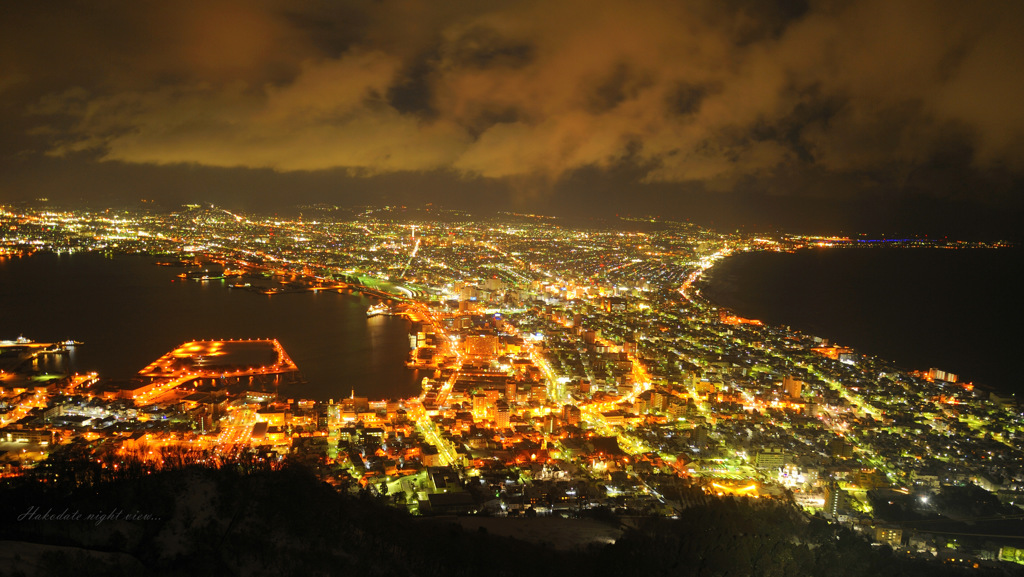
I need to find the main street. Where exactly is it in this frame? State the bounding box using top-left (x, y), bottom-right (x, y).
top-left (212, 407), bottom-right (257, 460)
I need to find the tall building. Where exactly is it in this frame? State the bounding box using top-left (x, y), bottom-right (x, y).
top-left (495, 400), bottom-right (510, 429)
top-left (651, 389), bottom-right (669, 412)
top-left (505, 380), bottom-right (518, 404)
top-left (783, 375), bottom-right (803, 399)
top-left (692, 425), bottom-right (709, 448)
top-left (541, 414), bottom-right (556, 434)
top-left (824, 480), bottom-right (841, 519)
top-left (472, 394), bottom-right (488, 419)
top-left (562, 404), bottom-right (581, 425)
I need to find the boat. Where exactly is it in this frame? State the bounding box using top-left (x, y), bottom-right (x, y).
top-left (180, 270), bottom-right (225, 281)
top-left (366, 303), bottom-right (392, 317)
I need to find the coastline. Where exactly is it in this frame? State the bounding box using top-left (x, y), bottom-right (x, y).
top-left (691, 246), bottom-right (1019, 394)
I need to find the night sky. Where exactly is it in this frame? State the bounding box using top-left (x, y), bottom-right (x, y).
top-left (2, 0), bottom-right (1022, 237)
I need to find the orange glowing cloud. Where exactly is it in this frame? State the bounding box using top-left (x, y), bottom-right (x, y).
top-left (14, 0), bottom-right (1024, 187)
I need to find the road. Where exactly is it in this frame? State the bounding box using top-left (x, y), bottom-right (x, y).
top-left (212, 407), bottom-right (257, 460)
top-left (415, 414), bottom-right (459, 466)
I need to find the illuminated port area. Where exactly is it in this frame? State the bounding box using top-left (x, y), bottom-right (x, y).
top-left (0, 204), bottom-right (1021, 565)
top-left (132, 339), bottom-right (301, 404)
top-left (138, 339), bottom-right (298, 382)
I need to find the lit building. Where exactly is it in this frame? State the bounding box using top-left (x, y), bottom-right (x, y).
top-left (824, 481), bottom-right (841, 519)
top-left (927, 368), bottom-right (958, 383)
top-left (495, 400), bottom-right (510, 429)
top-left (754, 448), bottom-right (785, 469)
top-left (472, 394), bottom-right (488, 419)
top-left (505, 380), bottom-right (518, 404)
top-left (562, 404), bottom-right (581, 425)
top-left (874, 525), bottom-right (902, 548)
top-left (783, 375), bottom-right (803, 399)
top-left (464, 335), bottom-right (499, 359)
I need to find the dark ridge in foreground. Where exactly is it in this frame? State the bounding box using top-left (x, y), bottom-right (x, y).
top-left (1, 465), bottom-right (1022, 577)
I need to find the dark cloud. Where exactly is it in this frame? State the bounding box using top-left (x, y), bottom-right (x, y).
top-left (440, 25), bottom-right (535, 70)
top-left (586, 63), bottom-right (656, 115)
top-left (386, 52), bottom-right (440, 117)
top-left (0, 0), bottom-right (1022, 235)
top-left (700, 0), bottom-right (812, 46)
top-left (666, 82), bottom-right (714, 118)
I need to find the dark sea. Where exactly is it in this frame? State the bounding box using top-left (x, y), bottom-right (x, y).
top-left (699, 247), bottom-right (1023, 395)
top-left (0, 252), bottom-right (421, 401)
